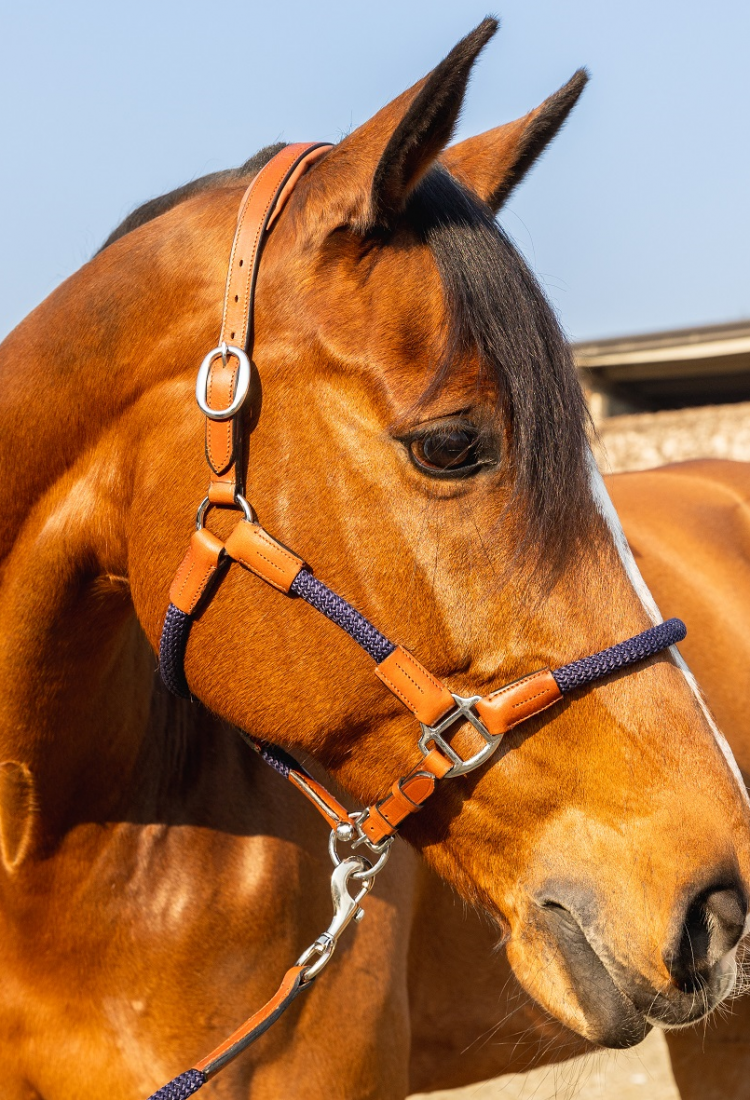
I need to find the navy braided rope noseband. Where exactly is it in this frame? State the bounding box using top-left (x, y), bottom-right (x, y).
top-left (160, 559), bottom-right (686, 704)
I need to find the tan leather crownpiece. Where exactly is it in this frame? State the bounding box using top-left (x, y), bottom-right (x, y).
top-left (204, 143), bottom-right (332, 503)
top-left (266, 144), bottom-right (331, 230)
top-left (224, 520), bottom-right (304, 593)
top-left (169, 529), bottom-right (225, 615)
top-left (220, 143), bottom-right (332, 352)
top-left (205, 358), bottom-right (240, 478)
top-left (474, 668), bottom-right (562, 738)
top-left (375, 646), bottom-right (455, 726)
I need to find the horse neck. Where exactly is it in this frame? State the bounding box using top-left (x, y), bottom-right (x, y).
top-left (0, 191), bottom-right (236, 853)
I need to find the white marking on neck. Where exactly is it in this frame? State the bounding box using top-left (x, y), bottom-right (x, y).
top-left (588, 453), bottom-right (749, 804)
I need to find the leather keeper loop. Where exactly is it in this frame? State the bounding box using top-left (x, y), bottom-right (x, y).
top-left (224, 520), bottom-right (304, 593)
top-left (207, 480), bottom-right (239, 506)
top-left (375, 646), bottom-right (455, 726)
top-left (419, 747), bottom-right (453, 779)
top-left (474, 668), bottom-right (562, 738)
top-left (387, 773), bottom-right (435, 814)
top-left (169, 529), bottom-right (225, 615)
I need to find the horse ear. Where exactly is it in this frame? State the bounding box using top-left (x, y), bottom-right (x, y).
top-left (440, 69), bottom-right (588, 211)
top-left (315, 18), bottom-right (498, 232)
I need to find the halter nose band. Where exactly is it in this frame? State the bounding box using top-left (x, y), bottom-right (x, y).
top-left (552, 618), bottom-right (686, 694)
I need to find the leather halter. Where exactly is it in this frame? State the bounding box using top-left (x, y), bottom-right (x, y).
top-left (149, 145), bottom-right (686, 1099)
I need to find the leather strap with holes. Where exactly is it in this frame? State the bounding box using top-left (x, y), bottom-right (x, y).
top-left (204, 143), bottom-right (332, 506)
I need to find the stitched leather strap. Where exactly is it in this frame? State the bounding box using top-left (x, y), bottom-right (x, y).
top-left (238, 731), bottom-right (351, 830)
top-left (224, 519), bottom-right (305, 593)
top-left (204, 143), bottom-right (331, 505)
top-left (375, 645), bottom-right (455, 725)
top-left (169, 529), bottom-right (226, 615)
top-left (474, 668), bottom-right (561, 736)
top-left (146, 966), bottom-right (310, 1098)
top-left (196, 965), bottom-right (308, 1077)
top-left (359, 747), bottom-right (453, 845)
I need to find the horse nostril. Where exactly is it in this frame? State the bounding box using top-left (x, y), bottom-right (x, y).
top-left (704, 887), bottom-right (747, 958)
top-left (668, 884), bottom-right (747, 992)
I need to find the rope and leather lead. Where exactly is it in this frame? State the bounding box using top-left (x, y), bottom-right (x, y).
top-left (149, 144), bottom-right (688, 1098)
top-left (147, 967), bottom-right (308, 1099)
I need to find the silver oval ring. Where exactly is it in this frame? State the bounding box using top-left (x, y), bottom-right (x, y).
top-left (195, 493), bottom-right (255, 530)
top-left (328, 829), bottom-right (392, 880)
top-left (195, 344), bottom-right (251, 420)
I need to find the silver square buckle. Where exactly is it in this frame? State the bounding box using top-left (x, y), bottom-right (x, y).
top-left (418, 693), bottom-right (501, 778)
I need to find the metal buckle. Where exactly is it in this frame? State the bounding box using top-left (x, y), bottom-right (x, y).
top-left (195, 342), bottom-right (251, 420)
top-left (418, 693), bottom-right (501, 778)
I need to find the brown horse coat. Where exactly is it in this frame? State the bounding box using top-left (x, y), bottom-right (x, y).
top-left (1, 20), bottom-right (748, 1100)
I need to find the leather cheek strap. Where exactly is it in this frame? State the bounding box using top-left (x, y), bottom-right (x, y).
top-left (169, 529), bottom-right (226, 615)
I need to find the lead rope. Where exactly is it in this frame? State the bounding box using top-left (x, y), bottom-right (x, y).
top-left (147, 145), bottom-right (687, 1096)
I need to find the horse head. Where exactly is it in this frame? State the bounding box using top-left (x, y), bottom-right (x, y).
top-left (5, 19), bottom-right (749, 1055)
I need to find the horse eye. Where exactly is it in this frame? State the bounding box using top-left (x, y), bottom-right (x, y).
top-left (409, 428), bottom-right (482, 476)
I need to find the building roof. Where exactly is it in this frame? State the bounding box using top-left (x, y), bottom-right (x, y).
top-left (575, 320), bottom-right (750, 412)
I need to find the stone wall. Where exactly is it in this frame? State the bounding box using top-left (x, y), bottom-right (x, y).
top-left (591, 401), bottom-right (750, 473)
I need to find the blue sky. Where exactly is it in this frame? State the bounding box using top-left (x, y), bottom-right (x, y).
top-left (2, 1), bottom-right (749, 342)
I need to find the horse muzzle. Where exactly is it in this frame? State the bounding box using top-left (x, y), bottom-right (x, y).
top-left (529, 877), bottom-right (748, 1048)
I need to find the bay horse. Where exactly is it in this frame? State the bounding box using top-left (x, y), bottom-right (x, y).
top-left (407, 459), bottom-right (750, 1100)
top-left (1, 20), bottom-right (748, 1100)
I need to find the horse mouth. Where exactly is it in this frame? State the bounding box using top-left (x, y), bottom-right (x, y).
top-left (533, 902), bottom-right (737, 1047)
top-left (535, 903), bottom-right (651, 1048)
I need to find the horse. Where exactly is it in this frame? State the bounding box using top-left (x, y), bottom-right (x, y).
top-left (1, 19), bottom-right (748, 1099)
top-left (406, 459), bottom-right (750, 1100)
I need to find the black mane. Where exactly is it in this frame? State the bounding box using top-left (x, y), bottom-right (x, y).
top-left (410, 168), bottom-right (591, 572)
top-left (102, 146), bottom-right (591, 575)
top-left (98, 143), bottom-right (286, 252)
